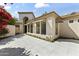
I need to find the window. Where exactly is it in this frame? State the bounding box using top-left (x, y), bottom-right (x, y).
top-left (41, 21), bottom-right (46, 35)
top-left (28, 24), bottom-right (33, 33)
top-left (36, 22), bottom-right (40, 34)
top-left (69, 20), bottom-right (73, 23)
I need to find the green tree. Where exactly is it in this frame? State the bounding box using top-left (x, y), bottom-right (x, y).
top-left (8, 18), bottom-right (17, 25)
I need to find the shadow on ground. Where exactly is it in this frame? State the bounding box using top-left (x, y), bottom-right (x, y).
top-left (0, 37), bottom-right (14, 45)
top-left (0, 47), bottom-right (31, 56)
top-left (57, 39), bottom-right (79, 44)
top-left (14, 34), bottom-right (25, 38)
top-left (0, 34), bottom-right (25, 45)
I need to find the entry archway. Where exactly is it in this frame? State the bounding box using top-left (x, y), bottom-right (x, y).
top-left (23, 17), bottom-right (28, 33)
top-left (23, 17), bottom-right (28, 24)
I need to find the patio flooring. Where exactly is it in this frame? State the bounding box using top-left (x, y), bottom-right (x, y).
top-left (0, 34), bottom-right (79, 56)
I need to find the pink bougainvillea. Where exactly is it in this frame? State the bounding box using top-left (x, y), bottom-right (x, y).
top-left (0, 8), bottom-right (12, 31)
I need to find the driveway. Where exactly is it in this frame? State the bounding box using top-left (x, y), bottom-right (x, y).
top-left (0, 34), bottom-right (79, 56)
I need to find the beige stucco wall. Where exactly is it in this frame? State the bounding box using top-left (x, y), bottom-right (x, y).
top-left (59, 16), bottom-right (79, 39)
top-left (59, 21), bottom-right (77, 38)
top-left (33, 23), bottom-right (36, 33)
top-left (16, 26), bottom-right (20, 34)
top-left (15, 24), bottom-right (24, 34)
top-left (46, 17), bottom-right (54, 35)
top-left (55, 23), bottom-right (60, 38)
top-left (68, 20), bottom-right (79, 39)
top-left (19, 13), bottom-right (35, 22)
top-left (46, 16), bottom-right (60, 40)
top-left (20, 24), bottom-right (24, 33)
top-left (6, 25), bottom-right (15, 36)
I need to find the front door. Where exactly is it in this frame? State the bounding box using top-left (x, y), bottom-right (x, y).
top-left (24, 25), bottom-right (27, 33)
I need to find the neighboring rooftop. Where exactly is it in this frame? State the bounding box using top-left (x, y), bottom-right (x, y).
top-left (62, 12), bottom-right (79, 18)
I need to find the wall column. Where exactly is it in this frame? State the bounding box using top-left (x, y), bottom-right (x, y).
top-left (40, 21), bottom-right (41, 34)
top-left (33, 23), bottom-right (36, 33)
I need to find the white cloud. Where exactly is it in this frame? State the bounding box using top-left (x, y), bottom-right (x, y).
top-left (35, 3), bottom-right (49, 8)
top-left (4, 6), bottom-right (11, 10)
top-left (0, 3), bottom-right (5, 6)
top-left (0, 3), bottom-right (11, 10)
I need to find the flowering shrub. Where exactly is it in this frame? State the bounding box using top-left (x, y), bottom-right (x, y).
top-left (0, 7), bottom-right (13, 36)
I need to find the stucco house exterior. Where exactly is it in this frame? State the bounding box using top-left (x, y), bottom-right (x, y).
top-left (16, 11), bottom-right (79, 41)
top-left (60, 12), bottom-right (79, 39)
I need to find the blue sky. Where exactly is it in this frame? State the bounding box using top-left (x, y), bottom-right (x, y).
top-left (2, 3), bottom-right (79, 19)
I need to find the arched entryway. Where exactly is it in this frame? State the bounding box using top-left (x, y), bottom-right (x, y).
top-left (23, 17), bottom-right (28, 33)
top-left (23, 17), bottom-right (28, 24)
